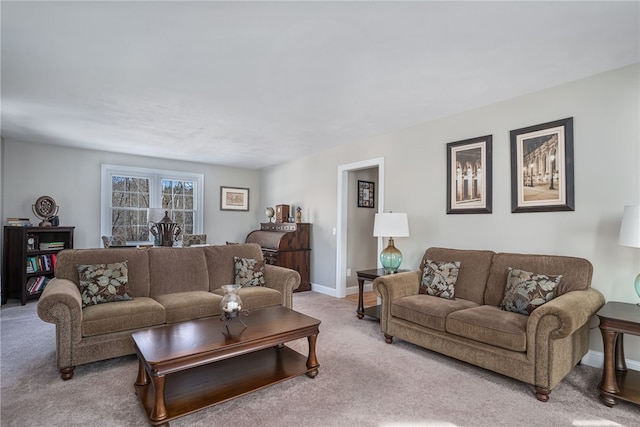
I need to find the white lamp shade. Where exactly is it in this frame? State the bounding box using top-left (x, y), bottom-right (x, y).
top-left (618, 205), bottom-right (640, 248)
top-left (373, 213), bottom-right (409, 238)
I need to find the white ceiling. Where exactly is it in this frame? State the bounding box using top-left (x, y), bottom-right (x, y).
top-left (2, 1), bottom-right (639, 169)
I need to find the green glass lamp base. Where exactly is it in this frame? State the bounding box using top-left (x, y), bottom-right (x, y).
top-left (380, 238), bottom-right (402, 274)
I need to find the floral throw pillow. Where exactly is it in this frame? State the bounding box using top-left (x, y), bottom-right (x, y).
top-left (500, 268), bottom-right (562, 315)
top-left (78, 261), bottom-right (132, 308)
top-left (419, 259), bottom-right (461, 300)
top-left (234, 257), bottom-right (266, 287)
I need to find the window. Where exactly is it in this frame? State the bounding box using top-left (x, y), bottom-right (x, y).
top-left (101, 165), bottom-right (204, 244)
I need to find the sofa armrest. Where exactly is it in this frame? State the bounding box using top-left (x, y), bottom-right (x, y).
top-left (527, 288), bottom-right (605, 340)
top-left (36, 278), bottom-right (84, 369)
top-left (373, 271), bottom-right (421, 301)
top-left (374, 271), bottom-right (421, 332)
top-left (37, 278), bottom-right (83, 325)
top-left (264, 264), bottom-right (301, 309)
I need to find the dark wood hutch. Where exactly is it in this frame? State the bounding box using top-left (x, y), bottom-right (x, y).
top-left (245, 223), bottom-right (311, 292)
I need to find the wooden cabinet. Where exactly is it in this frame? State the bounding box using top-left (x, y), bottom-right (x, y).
top-left (246, 223), bottom-right (311, 292)
top-left (2, 226), bottom-right (75, 305)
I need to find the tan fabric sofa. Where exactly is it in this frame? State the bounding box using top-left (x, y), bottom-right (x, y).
top-left (37, 243), bottom-right (300, 380)
top-left (374, 247), bottom-right (605, 402)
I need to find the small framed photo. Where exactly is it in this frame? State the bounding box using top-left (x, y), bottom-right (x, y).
top-left (27, 234), bottom-right (39, 251)
top-left (510, 117), bottom-right (574, 213)
top-left (220, 186), bottom-right (249, 211)
top-left (358, 180), bottom-right (375, 208)
top-left (446, 135), bottom-right (492, 214)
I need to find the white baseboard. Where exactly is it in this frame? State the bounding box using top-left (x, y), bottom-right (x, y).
top-left (310, 283), bottom-right (337, 297)
top-left (582, 350), bottom-right (640, 371)
top-left (309, 283), bottom-right (373, 298)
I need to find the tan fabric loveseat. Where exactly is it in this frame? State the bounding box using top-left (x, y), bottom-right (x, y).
top-left (374, 247), bottom-right (605, 402)
top-left (37, 243), bottom-right (300, 380)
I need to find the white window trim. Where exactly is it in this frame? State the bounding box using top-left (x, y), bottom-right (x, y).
top-left (100, 164), bottom-right (204, 244)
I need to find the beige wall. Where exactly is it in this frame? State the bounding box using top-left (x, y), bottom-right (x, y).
top-left (1, 141), bottom-right (262, 249)
top-left (260, 64), bottom-right (640, 360)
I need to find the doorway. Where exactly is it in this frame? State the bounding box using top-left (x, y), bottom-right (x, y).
top-left (336, 157), bottom-right (384, 298)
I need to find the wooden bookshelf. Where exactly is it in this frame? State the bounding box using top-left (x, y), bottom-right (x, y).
top-left (2, 226), bottom-right (74, 305)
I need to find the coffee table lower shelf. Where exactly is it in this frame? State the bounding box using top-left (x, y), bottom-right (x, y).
top-left (135, 346), bottom-right (312, 425)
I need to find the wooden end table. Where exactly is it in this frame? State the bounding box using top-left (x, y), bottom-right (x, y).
top-left (597, 301), bottom-right (640, 407)
top-left (356, 268), bottom-right (409, 320)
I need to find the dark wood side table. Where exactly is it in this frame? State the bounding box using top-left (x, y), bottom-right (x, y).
top-left (597, 301), bottom-right (640, 407)
top-left (356, 268), bottom-right (409, 320)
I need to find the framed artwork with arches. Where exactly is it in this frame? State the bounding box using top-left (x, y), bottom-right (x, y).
top-left (510, 117), bottom-right (574, 213)
top-left (446, 135), bottom-right (493, 214)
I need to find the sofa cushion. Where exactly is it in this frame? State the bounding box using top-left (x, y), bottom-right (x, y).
top-left (422, 248), bottom-right (495, 304)
top-left (391, 295), bottom-right (479, 331)
top-left (148, 247), bottom-right (209, 297)
top-left (446, 305), bottom-right (528, 352)
top-left (484, 252), bottom-right (593, 306)
top-left (419, 259), bottom-right (460, 299)
top-left (81, 297), bottom-right (165, 337)
top-left (213, 286), bottom-right (283, 311)
top-left (55, 248), bottom-right (152, 297)
top-left (154, 291), bottom-right (222, 324)
top-left (234, 257), bottom-right (266, 287)
top-left (78, 261), bottom-right (133, 308)
top-left (500, 268), bottom-right (562, 315)
top-left (204, 243), bottom-right (265, 291)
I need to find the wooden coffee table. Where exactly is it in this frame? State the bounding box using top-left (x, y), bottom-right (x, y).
top-left (132, 306), bottom-right (320, 426)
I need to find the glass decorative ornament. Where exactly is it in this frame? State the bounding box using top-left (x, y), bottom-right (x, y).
top-left (220, 284), bottom-right (249, 329)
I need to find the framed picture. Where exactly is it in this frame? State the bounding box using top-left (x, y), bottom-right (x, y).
top-left (26, 234), bottom-right (39, 251)
top-left (510, 117), bottom-right (574, 213)
top-left (358, 180), bottom-right (375, 208)
top-left (446, 135), bottom-right (492, 214)
top-left (220, 186), bottom-right (249, 211)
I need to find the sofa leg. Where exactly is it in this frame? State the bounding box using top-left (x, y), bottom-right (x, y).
top-left (60, 366), bottom-right (75, 380)
top-left (534, 386), bottom-right (550, 402)
top-left (384, 334), bottom-right (393, 344)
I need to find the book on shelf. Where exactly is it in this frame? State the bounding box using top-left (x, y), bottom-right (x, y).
top-left (25, 254), bottom-right (55, 273)
top-left (26, 257), bottom-right (36, 273)
top-left (26, 276), bottom-right (50, 294)
top-left (6, 217), bottom-right (32, 226)
top-left (26, 277), bottom-right (39, 293)
top-left (39, 242), bottom-right (65, 250)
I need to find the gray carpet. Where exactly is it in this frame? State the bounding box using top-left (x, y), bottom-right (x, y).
top-left (1, 292), bottom-right (639, 426)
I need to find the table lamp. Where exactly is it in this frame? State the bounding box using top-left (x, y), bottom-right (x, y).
top-left (618, 205), bottom-right (640, 304)
top-left (373, 212), bottom-right (409, 273)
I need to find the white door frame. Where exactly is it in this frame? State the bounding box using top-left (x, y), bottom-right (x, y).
top-left (335, 157), bottom-right (384, 298)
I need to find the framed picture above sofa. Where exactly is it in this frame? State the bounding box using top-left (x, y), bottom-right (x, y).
top-left (510, 117), bottom-right (574, 213)
top-left (220, 186), bottom-right (249, 211)
top-left (446, 135), bottom-right (492, 214)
